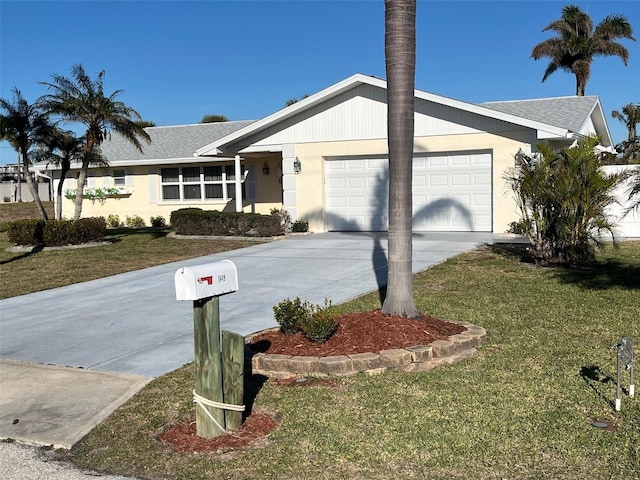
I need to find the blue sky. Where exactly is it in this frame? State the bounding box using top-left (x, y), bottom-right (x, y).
top-left (1, 0), bottom-right (639, 165)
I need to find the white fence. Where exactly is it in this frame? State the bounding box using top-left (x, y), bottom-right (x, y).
top-left (1, 181), bottom-right (52, 203)
top-left (603, 165), bottom-right (640, 239)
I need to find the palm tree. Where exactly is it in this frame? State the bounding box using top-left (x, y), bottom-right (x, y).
top-left (505, 137), bottom-right (625, 265)
top-left (40, 64), bottom-right (151, 219)
top-left (201, 114), bottom-right (228, 123)
top-left (381, 0), bottom-right (418, 318)
top-left (0, 88), bottom-right (52, 219)
top-left (612, 103), bottom-right (640, 142)
top-left (34, 128), bottom-right (104, 219)
top-left (531, 4), bottom-right (635, 96)
top-left (612, 103), bottom-right (640, 163)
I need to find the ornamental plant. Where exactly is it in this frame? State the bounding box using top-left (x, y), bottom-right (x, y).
top-left (273, 297), bottom-right (338, 343)
top-left (301, 299), bottom-right (338, 344)
top-left (504, 137), bottom-right (627, 265)
top-left (273, 297), bottom-right (312, 336)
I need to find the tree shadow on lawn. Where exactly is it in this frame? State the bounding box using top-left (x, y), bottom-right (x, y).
top-left (488, 243), bottom-right (533, 263)
top-left (552, 260), bottom-right (640, 290)
top-left (0, 246), bottom-right (43, 265)
top-left (488, 244), bottom-right (640, 290)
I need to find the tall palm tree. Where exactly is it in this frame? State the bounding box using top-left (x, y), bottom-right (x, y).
top-left (531, 4), bottom-right (635, 96)
top-left (381, 0), bottom-right (419, 318)
top-left (34, 128), bottom-right (102, 219)
top-left (40, 64), bottom-right (151, 219)
top-left (612, 102), bottom-right (640, 163)
top-left (612, 103), bottom-right (640, 142)
top-left (0, 88), bottom-right (52, 219)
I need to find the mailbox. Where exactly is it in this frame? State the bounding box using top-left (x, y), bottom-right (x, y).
top-left (175, 260), bottom-right (238, 301)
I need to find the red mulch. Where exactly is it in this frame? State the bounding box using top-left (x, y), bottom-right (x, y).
top-left (247, 309), bottom-right (466, 356)
top-left (161, 411), bottom-right (280, 454)
top-left (161, 310), bottom-right (465, 454)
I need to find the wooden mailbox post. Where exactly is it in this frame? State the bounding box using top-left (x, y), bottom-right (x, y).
top-left (175, 260), bottom-right (245, 438)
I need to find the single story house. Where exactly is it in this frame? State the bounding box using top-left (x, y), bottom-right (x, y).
top-left (47, 73), bottom-right (619, 234)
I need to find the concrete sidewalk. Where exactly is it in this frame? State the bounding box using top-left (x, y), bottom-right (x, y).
top-left (0, 232), bottom-right (493, 449)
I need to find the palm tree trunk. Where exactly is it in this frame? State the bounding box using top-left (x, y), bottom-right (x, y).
top-left (21, 152), bottom-right (48, 221)
top-left (73, 156), bottom-right (89, 220)
top-left (56, 161), bottom-right (71, 220)
top-left (15, 162), bottom-right (22, 202)
top-left (577, 77), bottom-right (586, 96)
top-left (381, 0), bottom-right (418, 318)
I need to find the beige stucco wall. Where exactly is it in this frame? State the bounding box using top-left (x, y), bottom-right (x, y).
top-left (292, 131), bottom-right (532, 234)
top-left (57, 159), bottom-right (282, 225)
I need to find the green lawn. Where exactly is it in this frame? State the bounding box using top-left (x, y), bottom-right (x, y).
top-left (0, 228), bottom-right (264, 299)
top-left (62, 242), bottom-right (640, 480)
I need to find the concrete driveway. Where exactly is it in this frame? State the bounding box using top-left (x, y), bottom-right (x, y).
top-left (0, 231), bottom-right (492, 448)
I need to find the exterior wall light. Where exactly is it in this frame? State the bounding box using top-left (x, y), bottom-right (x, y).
top-left (293, 158), bottom-right (302, 174)
top-left (262, 161), bottom-right (270, 175)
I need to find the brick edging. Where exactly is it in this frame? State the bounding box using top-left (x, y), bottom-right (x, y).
top-left (246, 321), bottom-right (486, 379)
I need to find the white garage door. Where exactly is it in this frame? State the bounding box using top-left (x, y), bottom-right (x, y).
top-left (325, 152), bottom-right (492, 232)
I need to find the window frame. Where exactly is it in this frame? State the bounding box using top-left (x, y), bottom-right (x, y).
top-left (160, 164), bottom-right (248, 202)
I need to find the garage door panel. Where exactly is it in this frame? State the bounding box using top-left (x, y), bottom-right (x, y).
top-left (451, 174), bottom-right (471, 186)
top-left (326, 152), bottom-right (492, 232)
top-left (429, 174), bottom-right (448, 187)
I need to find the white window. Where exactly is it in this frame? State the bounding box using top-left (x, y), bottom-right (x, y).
top-left (113, 169), bottom-right (126, 186)
top-left (160, 165), bottom-right (246, 201)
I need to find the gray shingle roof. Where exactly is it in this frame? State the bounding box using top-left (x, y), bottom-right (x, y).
top-left (480, 96), bottom-right (598, 133)
top-left (100, 120), bottom-right (256, 161)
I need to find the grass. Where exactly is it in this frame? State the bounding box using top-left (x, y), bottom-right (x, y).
top-left (60, 241), bottom-right (640, 480)
top-left (0, 202), bottom-right (265, 299)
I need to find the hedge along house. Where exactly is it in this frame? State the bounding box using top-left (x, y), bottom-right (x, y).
top-left (49, 73), bottom-right (613, 233)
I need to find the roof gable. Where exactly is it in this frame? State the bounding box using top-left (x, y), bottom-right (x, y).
top-left (196, 74), bottom-right (593, 156)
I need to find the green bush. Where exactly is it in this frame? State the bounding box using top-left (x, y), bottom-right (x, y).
top-left (273, 297), bottom-right (312, 336)
top-left (125, 215), bottom-right (145, 228)
top-left (506, 219), bottom-right (529, 235)
top-left (7, 219), bottom-right (45, 245)
top-left (301, 299), bottom-right (338, 344)
top-left (273, 297), bottom-right (338, 343)
top-left (43, 217), bottom-right (106, 246)
top-left (170, 208), bottom-right (283, 237)
top-left (292, 220), bottom-right (309, 233)
top-left (504, 137), bottom-right (627, 266)
top-left (106, 214), bottom-right (122, 228)
top-left (270, 208), bottom-right (292, 233)
top-left (150, 216), bottom-right (166, 228)
top-left (7, 217), bottom-right (106, 246)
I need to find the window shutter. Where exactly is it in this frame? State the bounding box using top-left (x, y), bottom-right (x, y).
top-left (125, 169), bottom-right (134, 187)
top-left (148, 169), bottom-right (158, 204)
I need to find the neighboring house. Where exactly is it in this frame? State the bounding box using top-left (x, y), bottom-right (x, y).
top-left (44, 73), bottom-right (617, 234)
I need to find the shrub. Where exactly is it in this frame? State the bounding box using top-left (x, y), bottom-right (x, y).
top-left (506, 219), bottom-right (529, 235)
top-left (150, 215), bottom-right (166, 228)
top-left (270, 208), bottom-right (292, 233)
top-left (43, 217), bottom-right (106, 246)
top-left (301, 299), bottom-right (338, 344)
top-left (504, 137), bottom-right (627, 266)
top-left (170, 208), bottom-right (283, 237)
top-left (125, 215), bottom-right (146, 228)
top-left (7, 217), bottom-right (106, 246)
top-left (106, 214), bottom-right (122, 228)
top-left (7, 219), bottom-right (45, 245)
top-left (291, 220), bottom-right (309, 233)
top-left (273, 297), bottom-right (312, 336)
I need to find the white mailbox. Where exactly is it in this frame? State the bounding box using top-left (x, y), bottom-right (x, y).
top-left (175, 260), bottom-right (238, 301)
